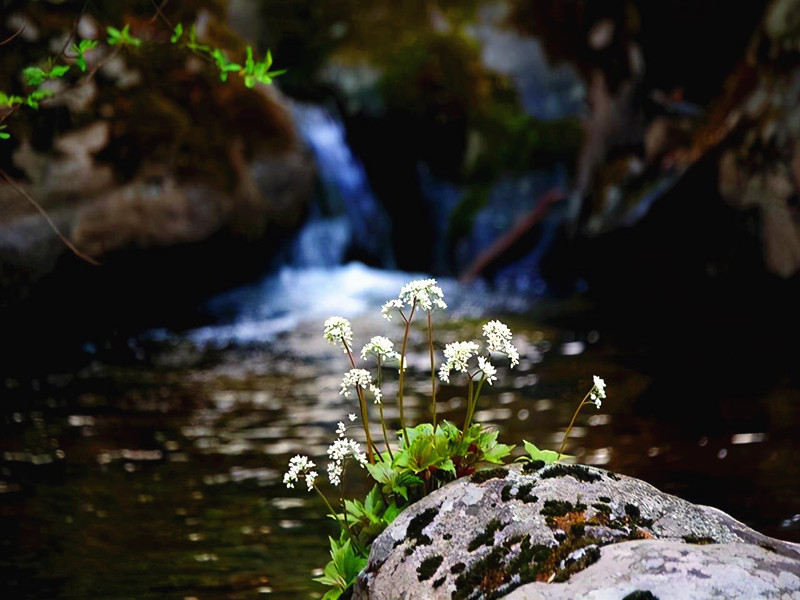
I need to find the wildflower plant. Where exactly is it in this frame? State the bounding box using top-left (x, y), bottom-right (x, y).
top-left (282, 278), bottom-right (608, 599)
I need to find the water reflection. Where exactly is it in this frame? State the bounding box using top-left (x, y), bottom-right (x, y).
top-left (1, 265), bottom-right (799, 598)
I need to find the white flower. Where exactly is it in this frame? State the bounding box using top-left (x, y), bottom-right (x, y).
top-left (398, 278), bottom-right (447, 312)
top-left (477, 356), bottom-right (497, 385)
top-left (348, 413), bottom-right (357, 422)
top-left (305, 470), bottom-right (318, 491)
top-left (439, 340), bottom-right (480, 383)
top-left (336, 422), bottom-right (347, 437)
top-left (283, 455), bottom-right (316, 490)
top-left (360, 336), bottom-right (402, 365)
top-left (483, 320), bottom-right (520, 368)
top-left (323, 316), bottom-right (354, 353)
top-left (326, 437), bottom-right (367, 486)
top-left (339, 369), bottom-right (372, 397)
top-left (339, 369), bottom-right (382, 404)
top-left (327, 461), bottom-right (343, 487)
top-left (381, 299), bottom-right (404, 321)
top-left (593, 375), bottom-right (606, 399)
top-left (594, 399), bottom-right (602, 409)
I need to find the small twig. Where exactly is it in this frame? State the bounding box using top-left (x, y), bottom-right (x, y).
top-left (0, 169), bottom-right (100, 266)
top-left (149, 0), bottom-right (173, 28)
top-left (0, 25), bottom-right (25, 46)
top-left (58, 0), bottom-right (91, 58)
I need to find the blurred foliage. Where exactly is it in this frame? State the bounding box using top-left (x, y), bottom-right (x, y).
top-left (0, 0), bottom-right (292, 189)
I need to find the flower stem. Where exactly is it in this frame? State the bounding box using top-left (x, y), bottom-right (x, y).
top-left (314, 484), bottom-right (362, 553)
top-left (427, 310), bottom-right (437, 432)
top-left (460, 375), bottom-right (475, 444)
top-left (397, 303), bottom-right (416, 447)
top-left (376, 357), bottom-right (393, 460)
top-left (342, 340), bottom-right (375, 464)
top-left (557, 389), bottom-right (593, 461)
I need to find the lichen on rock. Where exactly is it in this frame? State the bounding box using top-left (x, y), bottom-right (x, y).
top-left (354, 464), bottom-right (800, 599)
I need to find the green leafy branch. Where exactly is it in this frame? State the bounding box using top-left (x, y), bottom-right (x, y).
top-left (68, 39), bottom-right (99, 72)
top-left (106, 24), bottom-right (141, 47)
top-left (170, 23), bottom-right (285, 87)
top-left (1, 19), bottom-right (283, 143)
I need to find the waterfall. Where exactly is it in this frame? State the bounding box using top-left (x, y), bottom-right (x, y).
top-left (288, 102), bottom-right (394, 268)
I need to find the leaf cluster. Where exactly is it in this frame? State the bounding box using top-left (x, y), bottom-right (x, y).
top-left (313, 537), bottom-right (366, 600)
top-left (170, 23), bottom-right (285, 86)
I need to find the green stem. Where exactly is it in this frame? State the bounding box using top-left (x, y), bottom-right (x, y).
top-left (460, 375), bottom-right (475, 444)
top-left (342, 340), bottom-right (375, 464)
top-left (397, 303), bottom-right (416, 447)
top-left (469, 375), bottom-right (487, 431)
top-left (427, 310), bottom-right (437, 432)
top-left (314, 484), bottom-right (361, 553)
top-left (376, 357), bottom-right (393, 460)
top-left (557, 389), bottom-right (593, 461)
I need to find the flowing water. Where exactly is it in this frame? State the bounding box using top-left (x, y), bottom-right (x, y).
top-left (2, 263), bottom-right (799, 600)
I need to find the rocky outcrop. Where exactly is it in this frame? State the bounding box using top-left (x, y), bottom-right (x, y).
top-left (0, 4), bottom-right (314, 302)
top-left (354, 464), bottom-right (800, 599)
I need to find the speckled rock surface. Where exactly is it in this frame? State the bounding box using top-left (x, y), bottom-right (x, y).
top-left (353, 464), bottom-right (800, 600)
top-left (504, 540), bottom-right (800, 599)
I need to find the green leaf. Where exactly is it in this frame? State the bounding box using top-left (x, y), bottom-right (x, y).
top-left (313, 538), bottom-right (366, 599)
top-left (22, 67), bottom-right (47, 87)
top-left (0, 126), bottom-right (9, 140)
top-left (107, 24), bottom-right (141, 47)
top-left (0, 93), bottom-right (24, 107)
top-left (522, 441), bottom-right (560, 464)
top-left (50, 65), bottom-right (69, 78)
top-left (170, 23), bottom-right (183, 44)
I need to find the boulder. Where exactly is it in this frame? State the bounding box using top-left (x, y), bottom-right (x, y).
top-left (354, 464), bottom-right (800, 599)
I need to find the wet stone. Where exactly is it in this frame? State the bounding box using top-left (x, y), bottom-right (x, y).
top-left (353, 464), bottom-right (800, 599)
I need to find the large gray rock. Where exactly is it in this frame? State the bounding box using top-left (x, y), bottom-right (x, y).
top-left (505, 540), bottom-right (800, 600)
top-left (354, 464), bottom-right (800, 600)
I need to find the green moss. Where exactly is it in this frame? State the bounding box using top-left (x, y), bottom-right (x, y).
top-left (407, 507), bottom-right (438, 547)
top-left (467, 518), bottom-right (507, 552)
top-left (553, 545), bottom-right (601, 582)
top-left (624, 504), bottom-right (653, 528)
top-left (540, 465), bottom-right (602, 484)
top-left (501, 482), bottom-right (538, 504)
top-left (683, 535), bottom-right (716, 545)
top-left (417, 555), bottom-right (444, 582)
top-left (470, 467), bottom-right (508, 484)
top-left (522, 460), bottom-right (546, 473)
top-left (591, 502), bottom-right (611, 515)
top-left (540, 500), bottom-right (587, 518)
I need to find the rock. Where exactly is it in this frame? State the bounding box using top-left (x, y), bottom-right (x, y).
top-left (353, 464), bottom-right (800, 600)
top-left (504, 540), bottom-right (800, 599)
top-left (0, 3), bottom-right (315, 304)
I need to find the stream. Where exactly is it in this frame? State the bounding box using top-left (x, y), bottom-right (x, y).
top-left (1, 263), bottom-right (799, 599)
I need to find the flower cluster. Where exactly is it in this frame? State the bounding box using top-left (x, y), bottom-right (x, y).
top-left (590, 375), bottom-right (606, 408)
top-left (380, 299), bottom-right (404, 321)
top-left (476, 356), bottom-right (497, 385)
top-left (283, 455), bottom-right (318, 492)
top-left (327, 437), bottom-right (368, 486)
top-left (438, 341), bottom-right (480, 383)
top-left (399, 279), bottom-right (447, 312)
top-left (340, 369), bottom-right (382, 404)
top-left (381, 278), bottom-right (446, 320)
top-left (360, 336), bottom-right (402, 366)
top-left (323, 316), bottom-right (354, 353)
top-left (483, 320), bottom-right (520, 368)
